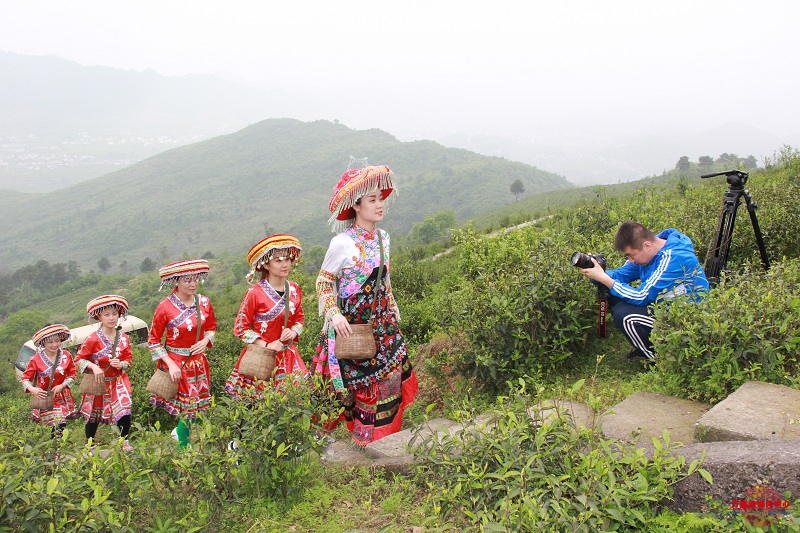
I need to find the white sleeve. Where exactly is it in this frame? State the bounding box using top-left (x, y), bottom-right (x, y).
top-left (319, 234), bottom-right (357, 275)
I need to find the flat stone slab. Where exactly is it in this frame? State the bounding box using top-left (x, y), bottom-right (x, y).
top-left (320, 440), bottom-right (411, 474)
top-left (321, 415), bottom-right (498, 473)
top-left (534, 400), bottom-right (597, 430)
top-left (365, 417), bottom-right (459, 460)
top-left (695, 381), bottom-right (800, 442)
top-left (667, 440), bottom-right (800, 513)
top-left (601, 391), bottom-right (711, 445)
top-left (321, 418), bottom-right (463, 473)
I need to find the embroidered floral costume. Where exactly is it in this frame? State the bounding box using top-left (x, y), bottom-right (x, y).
top-left (76, 327), bottom-right (133, 424)
top-left (314, 164), bottom-right (418, 446)
top-left (226, 233), bottom-right (307, 398)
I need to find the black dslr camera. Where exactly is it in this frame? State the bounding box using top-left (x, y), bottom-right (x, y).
top-left (570, 252), bottom-right (606, 270)
top-left (570, 252), bottom-right (609, 337)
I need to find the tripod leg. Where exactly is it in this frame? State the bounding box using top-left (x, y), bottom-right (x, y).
top-left (705, 190), bottom-right (741, 283)
top-left (705, 198), bottom-right (728, 280)
top-left (742, 190), bottom-right (770, 271)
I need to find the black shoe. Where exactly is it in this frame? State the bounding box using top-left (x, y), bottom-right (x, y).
top-left (625, 349), bottom-right (653, 363)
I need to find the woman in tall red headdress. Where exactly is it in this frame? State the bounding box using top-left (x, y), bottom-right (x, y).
top-left (75, 295), bottom-right (134, 450)
top-left (148, 259), bottom-right (217, 447)
top-left (20, 324), bottom-right (78, 433)
top-left (225, 234), bottom-right (308, 399)
top-left (314, 162), bottom-right (418, 447)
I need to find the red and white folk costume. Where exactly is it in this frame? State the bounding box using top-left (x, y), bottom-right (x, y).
top-left (226, 234), bottom-right (308, 399)
top-left (20, 324), bottom-right (78, 426)
top-left (148, 259), bottom-right (218, 418)
top-left (314, 165), bottom-right (418, 446)
top-left (75, 295), bottom-right (134, 425)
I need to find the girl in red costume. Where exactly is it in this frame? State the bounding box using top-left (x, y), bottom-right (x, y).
top-left (75, 295), bottom-right (134, 451)
top-left (226, 234), bottom-right (308, 399)
top-left (148, 259), bottom-right (217, 448)
top-left (21, 324), bottom-right (78, 435)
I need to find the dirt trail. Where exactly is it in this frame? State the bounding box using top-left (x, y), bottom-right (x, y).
top-left (427, 215), bottom-right (553, 261)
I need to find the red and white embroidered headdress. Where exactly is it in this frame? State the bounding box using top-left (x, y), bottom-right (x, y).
top-left (32, 324), bottom-right (71, 347)
top-left (86, 294), bottom-right (129, 321)
top-left (158, 259), bottom-right (210, 290)
top-left (328, 163), bottom-right (396, 233)
top-left (245, 234), bottom-right (302, 283)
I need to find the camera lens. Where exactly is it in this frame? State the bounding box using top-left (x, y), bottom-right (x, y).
top-left (571, 252), bottom-right (594, 269)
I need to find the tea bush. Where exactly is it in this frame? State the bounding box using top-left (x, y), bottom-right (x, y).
top-left (413, 382), bottom-right (709, 532)
top-left (0, 424), bottom-right (158, 532)
top-left (651, 260), bottom-right (800, 403)
top-left (0, 376), bottom-right (340, 532)
top-left (453, 228), bottom-right (597, 388)
top-left (191, 377), bottom-right (341, 500)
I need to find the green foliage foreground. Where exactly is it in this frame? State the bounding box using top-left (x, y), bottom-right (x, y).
top-left (651, 259), bottom-right (800, 404)
top-left (413, 381), bottom-right (712, 532)
top-left (0, 379), bottom-right (341, 532)
top-left (412, 381), bottom-right (800, 532)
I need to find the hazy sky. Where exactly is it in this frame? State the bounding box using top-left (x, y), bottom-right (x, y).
top-left (2, 0), bottom-right (799, 145)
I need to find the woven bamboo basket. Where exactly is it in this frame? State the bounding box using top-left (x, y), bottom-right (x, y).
top-left (238, 343), bottom-right (277, 381)
top-left (79, 375), bottom-right (107, 396)
top-left (30, 393), bottom-right (54, 410)
top-left (146, 367), bottom-right (179, 400)
top-left (335, 323), bottom-right (377, 360)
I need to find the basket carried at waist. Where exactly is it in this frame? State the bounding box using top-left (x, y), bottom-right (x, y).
top-left (238, 343), bottom-right (277, 381)
top-left (79, 374), bottom-right (107, 396)
top-left (30, 393), bottom-right (55, 410)
top-left (80, 325), bottom-right (122, 397)
top-left (146, 366), bottom-right (179, 400)
top-left (335, 323), bottom-right (377, 360)
top-left (31, 351), bottom-right (60, 410)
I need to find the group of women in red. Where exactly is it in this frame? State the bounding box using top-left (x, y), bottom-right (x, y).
top-left (20, 163), bottom-right (418, 450)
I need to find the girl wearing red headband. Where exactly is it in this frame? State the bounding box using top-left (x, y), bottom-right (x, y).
top-left (314, 163), bottom-right (418, 447)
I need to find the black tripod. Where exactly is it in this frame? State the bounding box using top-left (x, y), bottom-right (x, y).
top-left (701, 169), bottom-right (769, 286)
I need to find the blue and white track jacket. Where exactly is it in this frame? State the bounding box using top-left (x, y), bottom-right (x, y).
top-left (607, 228), bottom-right (709, 306)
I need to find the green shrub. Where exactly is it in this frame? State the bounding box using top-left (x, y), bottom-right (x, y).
top-left (391, 255), bottom-right (465, 345)
top-left (453, 229), bottom-right (596, 388)
top-left (412, 382), bottom-right (709, 532)
top-left (191, 377), bottom-right (341, 500)
top-left (651, 260), bottom-right (800, 403)
top-left (0, 375), bottom-right (340, 532)
top-left (0, 424), bottom-right (160, 532)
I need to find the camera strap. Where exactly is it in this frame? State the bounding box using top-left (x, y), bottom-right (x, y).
top-left (597, 291), bottom-right (609, 338)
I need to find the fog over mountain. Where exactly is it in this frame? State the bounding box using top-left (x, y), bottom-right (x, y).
top-left (1, 2), bottom-right (798, 191)
top-left (0, 52), bottom-right (313, 191)
top-left (439, 122), bottom-right (792, 185)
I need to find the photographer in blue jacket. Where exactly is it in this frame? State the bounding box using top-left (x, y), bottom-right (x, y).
top-left (579, 221), bottom-right (709, 362)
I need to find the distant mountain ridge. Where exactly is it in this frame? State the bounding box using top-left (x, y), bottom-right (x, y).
top-left (439, 122), bottom-right (791, 185)
top-left (1, 52), bottom-right (795, 192)
top-left (0, 51), bottom-right (311, 191)
top-left (0, 118), bottom-right (571, 273)
top-left (0, 51), bottom-right (302, 138)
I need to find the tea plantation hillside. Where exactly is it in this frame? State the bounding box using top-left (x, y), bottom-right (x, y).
top-left (0, 118), bottom-right (570, 273)
top-left (1, 148), bottom-right (799, 532)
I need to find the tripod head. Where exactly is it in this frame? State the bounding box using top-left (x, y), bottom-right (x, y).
top-left (703, 167), bottom-right (769, 284)
top-left (701, 169), bottom-right (748, 188)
